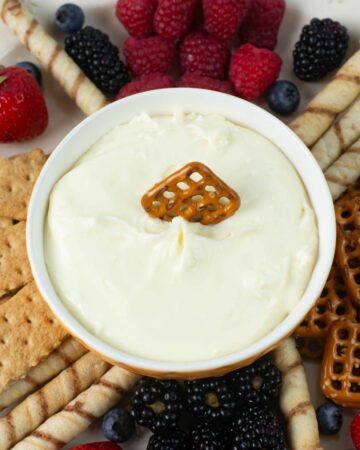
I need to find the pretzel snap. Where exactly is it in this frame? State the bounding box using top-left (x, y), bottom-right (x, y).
top-left (141, 162), bottom-right (240, 225)
top-left (321, 320), bottom-right (360, 408)
top-left (335, 185), bottom-right (360, 306)
top-left (295, 263), bottom-right (357, 340)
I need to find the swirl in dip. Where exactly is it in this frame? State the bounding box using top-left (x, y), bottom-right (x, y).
top-left (45, 113), bottom-right (318, 362)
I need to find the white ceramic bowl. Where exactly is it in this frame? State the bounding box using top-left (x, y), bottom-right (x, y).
top-left (27, 88), bottom-right (336, 378)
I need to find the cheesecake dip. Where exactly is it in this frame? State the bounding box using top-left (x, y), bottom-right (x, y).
top-left (45, 112), bottom-right (318, 362)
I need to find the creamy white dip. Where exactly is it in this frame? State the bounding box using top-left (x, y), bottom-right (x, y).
top-left (45, 113), bottom-right (318, 362)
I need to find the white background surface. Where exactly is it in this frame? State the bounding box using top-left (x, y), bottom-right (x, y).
top-left (0, 0), bottom-right (359, 448)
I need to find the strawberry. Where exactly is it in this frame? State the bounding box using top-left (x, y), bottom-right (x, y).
top-left (117, 73), bottom-right (175, 98)
top-left (0, 67), bottom-right (48, 142)
top-left (203, 0), bottom-right (249, 41)
top-left (124, 36), bottom-right (175, 77)
top-left (179, 32), bottom-right (230, 80)
top-left (239, 0), bottom-right (286, 50)
top-left (70, 443), bottom-right (120, 450)
top-left (229, 44), bottom-right (282, 100)
top-left (115, 0), bottom-right (157, 38)
top-left (154, 0), bottom-right (197, 40)
top-left (352, 412), bottom-right (360, 450)
top-left (179, 73), bottom-right (234, 95)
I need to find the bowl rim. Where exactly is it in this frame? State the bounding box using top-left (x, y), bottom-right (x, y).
top-left (27, 88), bottom-right (336, 377)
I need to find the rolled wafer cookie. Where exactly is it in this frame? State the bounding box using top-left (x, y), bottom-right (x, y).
top-left (0, 352), bottom-right (110, 450)
top-left (13, 367), bottom-right (140, 450)
top-left (312, 96), bottom-right (360, 170)
top-left (324, 137), bottom-right (360, 200)
top-left (273, 338), bottom-right (322, 450)
top-left (290, 50), bottom-right (360, 147)
top-left (0, 337), bottom-right (86, 411)
top-left (0, 0), bottom-right (109, 116)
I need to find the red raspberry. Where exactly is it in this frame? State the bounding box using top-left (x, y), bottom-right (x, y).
top-left (124, 36), bottom-right (175, 77)
top-left (0, 67), bottom-right (48, 142)
top-left (117, 73), bottom-right (175, 98)
top-left (116, 0), bottom-right (157, 38)
top-left (229, 44), bottom-right (282, 100)
top-left (179, 73), bottom-right (234, 95)
top-left (154, 0), bottom-right (197, 40)
top-left (180, 32), bottom-right (230, 80)
top-left (70, 443), bottom-right (120, 450)
top-left (239, 0), bottom-right (286, 50)
top-left (352, 412), bottom-right (360, 450)
top-left (203, 0), bottom-right (249, 41)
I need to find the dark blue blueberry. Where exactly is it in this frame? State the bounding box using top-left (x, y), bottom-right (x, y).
top-left (102, 407), bottom-right (135, 443)
top-left (267, 80), bottom-right (300, 116)
top-left (316, 402), bottom-right (343, 435)
top-left (55, 3), bottom-right (85, 33)
top-left (15, 61), bottom-right (42, 85)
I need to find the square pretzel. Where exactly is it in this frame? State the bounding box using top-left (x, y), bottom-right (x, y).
top-left (141, 162), bottom-right (240, 225)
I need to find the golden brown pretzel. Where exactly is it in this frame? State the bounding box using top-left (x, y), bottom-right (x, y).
top-left (321, 320), bottom-right (360, 408)
top-left (295, 336), bottom-right (325, 360)
top-left (141, 162), bottom-right (240, 225)
top-left (335, 184), bottom-right (360, 306)
top-left (295, 263), bottom-right (357, 340)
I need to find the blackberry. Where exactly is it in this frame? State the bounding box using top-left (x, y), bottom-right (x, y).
top-left (184, 377), bottom-right (236, 424)
top-left (231, 406), bottom-right (287, 450)
top-left (65, 26), bottom-right (130, 96)
top-left (293, 18), bottom-right (349, 81)
top-left (131, 378), bottom-right (185, 432)
top-left (228, 356), bottom-right (281, 406)
top-left (191, 423), bottom-right (228, 450)
top-left (147, 429), bottom-right (190, 450)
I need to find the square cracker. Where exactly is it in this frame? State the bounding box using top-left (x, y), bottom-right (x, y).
top-left (0, 281), bottom-right (67, 393)
top-left (0, 218), bottom-right (15, 228)
top-left (0, 221), bottom-right (32, 298)
top-left (0, 149), bottom-right (47, 221)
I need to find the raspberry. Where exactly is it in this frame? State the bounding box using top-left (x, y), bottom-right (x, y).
top-left (0, 67), bottom-right (48, 142)
top-left (229, 44), bottom-right (282, 100)
top-left (124, 36), bottom-right (175, 77)
top-left (239, 0), bottom-right (286, 50)
top-left (117, 73), bottom-right (175, 99)
top-left (180, 32), bottom-right (230, 80)
top-left (154, 0), bottom-right (197, 40)
top-left (203, 0), bottom-right (249, 41)
top-left (116, 0), bottom-right (157, 38)
top-left (179, 73), bottom-right (234, 95)
top-left (352, 412), bottom-right (360, 450)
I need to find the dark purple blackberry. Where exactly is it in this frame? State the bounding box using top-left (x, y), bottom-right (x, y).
top-left (190, 423), bottom-right (228, 450)
top-left (147, 429), bottom-right (190, 450)
top-left (231, 405), bottom-right (287, 450)
top-left (131, 378), bottom-right (185, 433)
top-left (184, 377), bottom-right (236, 424)
top-left (293, 18), bottom-right (349, 81)
top-left (228, 356), bottom-right (281, 406)
top-left (65, 26), bottom-right (130, 95)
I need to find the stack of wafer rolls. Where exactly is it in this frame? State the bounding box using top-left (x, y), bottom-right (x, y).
top-left (290, 49), bottom-right (360, 200)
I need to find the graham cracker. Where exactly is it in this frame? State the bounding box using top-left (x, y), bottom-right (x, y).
top-left (0, 218), bottom-right (16, 228)
top-left (0, 281), bottom-right (67, 393)
top-left (0, 221), bottom-right (32, 298)
top-left (0, 149), bottom-right (47, 221)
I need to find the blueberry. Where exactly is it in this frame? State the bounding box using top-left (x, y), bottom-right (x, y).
top-left (267, 80), bottom-right (300, 116)
top-left (316, 402), bottom-right (343, 435)
top-left (102, 407), bottom-right (135, 443)
top-left (55, 3), bottom-right (85, 33)
top-left (15, 61), bottom-right (42, 85)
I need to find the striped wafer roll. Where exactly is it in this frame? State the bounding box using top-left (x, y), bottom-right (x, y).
top-left (324, 137), bottom-right (360, 200)
top-left (273, 338), bottom-right (322, 450)
top-left (0, 337), bottom-right (86, 411)
top-left (13, 367), bottom-right (139, 450)
top-left (290, 50), bottom-right (360, 147)
top-left (0, 0), bottom-right (110, 116)
top-left (0, 352), bottom-right (110, 450)
top-left (312, 96), bottom-right (360, 170)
